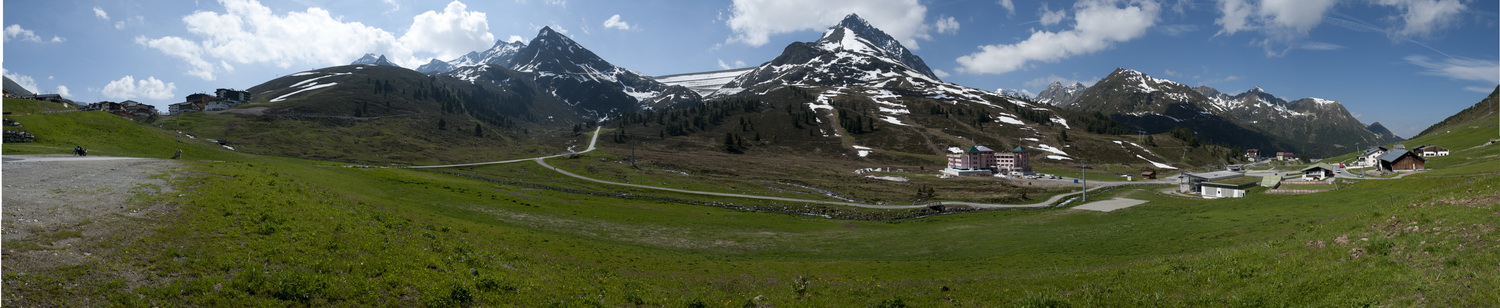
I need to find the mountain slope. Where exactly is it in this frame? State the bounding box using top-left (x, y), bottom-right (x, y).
top-left (615, 16), bottom-right (1241, 170)
top-left (1035, 81), bottom-right (1089, 106)
top-left (1366, 122), bottom-right (1402, 141)
top-left (161, 64), bottom-right (588, 164)
top-left (1194, 84), bottom-right (1400, 155)
top-left (1067, 68), bottom-right (1289, 152)
top-left (441, 27), bottom-right (700, 119)
top-left (416, 40), bottom-right (526, 74)
top-left (716, 14), bottom-right (942, 95)
top-left (1417, 86), bottom-right (1498, 138)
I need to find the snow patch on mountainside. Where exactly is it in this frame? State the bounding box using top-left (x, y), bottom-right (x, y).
top-left (1135, 155), bottom-right (1177, 169)
top-left (272, 82), bottom-right (337, 102)
top-left (1036, 144), bottom-right (1070, 157)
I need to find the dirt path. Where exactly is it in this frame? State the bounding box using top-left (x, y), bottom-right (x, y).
top-left (2, 155), bottom-right (182, 304)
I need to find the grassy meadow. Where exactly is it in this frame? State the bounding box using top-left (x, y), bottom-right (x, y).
top-left (4, 98), bottom-right (1498, 306)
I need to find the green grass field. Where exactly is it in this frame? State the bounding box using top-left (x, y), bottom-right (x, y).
top-left (5, 98), bottom-right (1498, 306)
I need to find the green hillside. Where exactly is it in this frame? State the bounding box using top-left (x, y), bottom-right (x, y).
top-left (3, 98), bottom-right (235, 160)
top-left (162, 65), bottom-right (593, 165)
top-left (1417, 86), bottom-right (1498, 139)
top-left (6, 96), bottom-right (1496, 306)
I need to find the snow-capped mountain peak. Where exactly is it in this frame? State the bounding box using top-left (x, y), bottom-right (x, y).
top-left (995, 88), bottom-right (1034, 100)
top-left (1035, 81), bottom-right (1089, 106)
top-left (350, 54), bottom-right (399, 67)
top-left (417, 39), bottom-right (527, 74)
top-left (717, 14), bottom-right (945, 96)
top-left (812, 14), bottom-right (938, 80)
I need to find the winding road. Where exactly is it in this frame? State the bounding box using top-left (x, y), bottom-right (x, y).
top-left (402, 127), bottom-right (1172, 210)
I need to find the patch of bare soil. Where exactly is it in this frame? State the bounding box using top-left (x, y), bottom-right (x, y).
top-left (2, 157), bottom-right (182, 305)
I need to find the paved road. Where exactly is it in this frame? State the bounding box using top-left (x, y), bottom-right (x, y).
top-left (403, 127), bottom-right (601, 169)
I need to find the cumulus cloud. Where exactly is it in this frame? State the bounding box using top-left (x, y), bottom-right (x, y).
top-left (603, 14), bottom-right (632, 30)
top-left (998, 0), bottom-right (1016, 16)
top-left (935, 15), bottom-right (960, 34)
top-left (136, 0), bottom-right (496, 80)
top-left (1039, 3), bottom-right (1067, 26)
top-left (933, 69), bottom-right (951, 78)
top-left (102, 76), bottom-right (177, 101)
top-left (725, 0), bottom-right (932, 49)
top-left (94, 7), bottom-right (110, 20)
top-left (5, 24), bottom-right (43, 43)
top-left (56, 85), bottom-right (71, 97)
top-left (1213, 0), bottom-right (1339, 56)
top-left (507, 35), bottom-right (524, 43)
top-left (1405, 55), bottom-right (1500, 85)
top-left (136, 36), bottom-right (217, 80)
top-left (957, 0), bottom-right (1161, 75)
top-left (1374, 0), bottom-right (1466, 38)
top-left (716, 59), bottom-right (747, 69)
top-left (3, 69), bottom-right (40, 93)
top-left (400, 1), bottom-right (496, 61)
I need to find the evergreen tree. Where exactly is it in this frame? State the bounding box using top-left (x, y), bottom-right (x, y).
top-left (438, 118), bottom-right (447, 130)
top-left (473, 123), bottom-right (483, 137)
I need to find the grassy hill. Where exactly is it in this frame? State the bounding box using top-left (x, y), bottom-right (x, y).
top-left (161, 65), bottom-right (594, 165)
top-left (3, 98), bottom-right (236, 160)
top-left (1417, 86), bottom-right (1498, 139)
top-left (6, 95), bottom-right (1496, 306)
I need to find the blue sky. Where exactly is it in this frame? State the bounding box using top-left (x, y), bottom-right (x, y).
top-left (3, 0), bottom-right (1496, 137)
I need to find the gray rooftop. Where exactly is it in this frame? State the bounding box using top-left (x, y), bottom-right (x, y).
top-left (1184, 171), bottom-right (1243, 180)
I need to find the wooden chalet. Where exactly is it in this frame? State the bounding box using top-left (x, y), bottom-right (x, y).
top-left (1378, 150), bottom-right (1426, 172)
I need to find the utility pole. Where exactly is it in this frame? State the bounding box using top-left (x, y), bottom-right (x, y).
top-left (1078, 160), bottom-right (1089, 203)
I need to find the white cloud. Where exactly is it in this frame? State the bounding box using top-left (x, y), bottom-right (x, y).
top-left (725, 0), bottom-right (932, 49)
top-left (56, 85), bottom-right (71, 97)
top-left (102, 76), bottom-right (177, 101)
top-left (94, 7), bottom-right (110, 20)
top-left (50, 36), bottom-right (64, 43)
top-left (507, 35), bottom-right (524, 43)
top-left (1405, 55), bottom-right (1500, 85)
top-left (603, 14), bottom-right (632, 30)
top-left (933, 69), bottom-right (951, 78)
top-left (1162, 69), bottom-right (1180, 77)
top-left (1375, 0), bottom-right (1466, 38)
top-left (5, 24), bottom-right (43, 42)
top-left (957, 0), bottom-right (1161, 75)
top-left (1298, 41), bottom-right (1343, 50)
top-left (136, 36), bottom-right (217, 80)
top-left (716, 59), bottom-right (747, 69)
top-left (1212, 0), bottom-right (1339, 56)
top-left (400, 1), bottom-right (496, 61)
top-left (1157, 24), bottom-right (1198, 36)
top-left (3, 69), bottom-right (40, 93)
top-left (383, 0), bottom-right (401, 12)
top-left (935, 15), bottom-right (959, 35)
top-left (1463, 86), bottom-right (1495, 94)
top-left (1039, 3), bottom-right (1067, 26)
top-left (998, 0), bottom-right (1016, 16)
top-left (137, 0), bottom-right (498, 80)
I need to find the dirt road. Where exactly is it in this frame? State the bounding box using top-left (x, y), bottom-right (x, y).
top-left (2, 155), bottom-right (181, 304)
